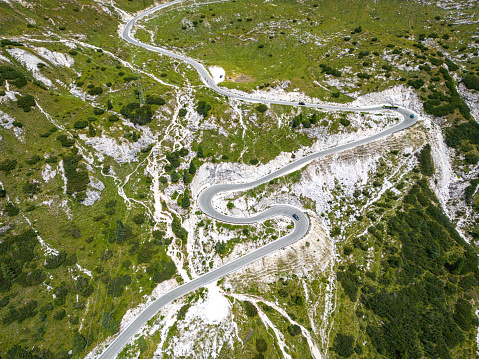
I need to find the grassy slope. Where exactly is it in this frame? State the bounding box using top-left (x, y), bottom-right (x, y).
top-left (0, 0), bottom-right (478, 358)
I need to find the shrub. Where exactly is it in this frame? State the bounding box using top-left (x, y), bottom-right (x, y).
top-left (120, 103), bottom-right (153, 125)
top-left (172, 215), bottom-right (188, 242)
top-left (151, 259), bottom-right (176, 283)
top-left (196, 101), bottom-right (211, 117)
top-left (445, 58), bottom-right (459, 71)
top-left (88, 86), bottom-right (103, 96)
top-left (5, 203), bottom-right (20, 216)
top-left (0, 159), bottom-right (17, 173)
top-left (407, 78), bottom-right (425, 89)
top-left (249, 158), bottom-right (259, 165)
top-left (244, 301), bottom-right (258, 317)
top-left (320, 64), bottom-right (342, 77)
top-left (74, 120), bottom-right (88, 129)
top-left (287, 324), bottom-right (301, 336)
top-left (16, 94), bottom-right (35, 110)
top-left (255, 104), bottom-right (268, 113)
top-left (463, 75), bottom-right (479, 90)
top-left (340, 118), bottom-right (351, 126)
top-left (256, 338), bottom-right (267, 353)
top-left (93, 108), bottom-right (104, 115)
top-left (215, 241), bottom-right (226, 254)
top-left (133, 213), bottom-right (145, 225)
top-left (179, 108), bottom-right (187, 117)
top-left (53, 309), bottom-right (66, 320)
top-left (72, 332), bottom-right (86, 354)
top-left (357, 73), bottom-right (371, 80)
top-left (333, 333), bottom-right (355, 358)
top-left (417, 144), bottom-right (434, 176)
top-left (145, 96), bottom-right (166, 105)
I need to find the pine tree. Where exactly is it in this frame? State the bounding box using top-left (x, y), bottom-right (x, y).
top-left (188, 160), bottom-right (196, 174)
top-left (115, 220), bottom-right (126, 242)
top-left (182, 190), bottom-right (190, 208)
top-left (107, 99), bottom-right (113, 110)
top-left (183, 170), bottom-right (192, 184)
top-left (88, 123), bottom-right (96, 137)
top-left (197, 145), bottom-right (204, 158)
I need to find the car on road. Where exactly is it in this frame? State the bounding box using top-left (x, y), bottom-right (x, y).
top-left (292, 214), bottom-right (299, 221)
top-left (299, 101), bottom-right (305, 106)
top-left (410, 114), bottom-right (415, 118)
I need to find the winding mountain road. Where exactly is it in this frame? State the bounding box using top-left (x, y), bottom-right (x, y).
top-left (97, 1), bottom-right (417, 358)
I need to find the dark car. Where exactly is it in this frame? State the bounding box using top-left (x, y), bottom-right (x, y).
top-left (299, 101), bottom-right (305, 106)
top-left (292, 214), bottom-right (300, 221)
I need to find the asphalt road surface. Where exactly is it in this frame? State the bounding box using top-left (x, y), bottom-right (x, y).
top-left (97, 2), bottom-right (418, 358)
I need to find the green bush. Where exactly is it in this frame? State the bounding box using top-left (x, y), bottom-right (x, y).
top-left (287, 324), bottom-right (301, 336)
top-left (61, 153), bottom-right (88, 196)
top-left (357, 73), bottom-right (371, 80)
top-left (256, 338), bottom-right (267, 353)
top-left (72, 332), bottom-right (86, 354)
top-left (340, 118), bottom-right (351, 127)
top-left (333, 333), bottom-right (355, 358)
top-left (151, 259), bottom-right (176, 283)
top-left (120, 103), bottom-right (153, 125)
top-left (196, 101), bottom-right (211, 117)
top-left (244, 301), bottom-right (258, 317)
top-left (5, 203), bottom-right (19, 216)
top-left (179, 108), bottom-right (187, 117)
top-left (16, 94), bottom-right (35, 110)
top-left (462, 75), bottom-right (479, 90)
top-left (172, 215), bottom-right (188, 242)
top-left (133, 213), bottom-right (145, 225)
top-left (93, 108), bottom-right (104, 115)
top-left (145, 96), bottom-right (166, 106)
top-left (88, 87), bottom-right (103, 96)
top-left (255, 104), bottom-right (268, 113)
top-left (74, 120), bottom-right (88, 129)
top-left (53, 309), bottom-right (66, 320)
top-left (0, 65), bottom-right (27, 88)
top-left (417, 144), bottom-right (434, 176)
top-left (407, 78), bottom-right (425, 89)
top-left (320, 64), bottom-right (342, 77)
top-left (0, 159), bottom-right (17, 173)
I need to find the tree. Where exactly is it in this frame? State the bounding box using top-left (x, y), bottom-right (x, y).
top-left (107, 99), bottom-right (113, 110)
top-left (463, 75), bottom-right (479, 90)
top-left (183, 170), bottom-right (192, 184)
top-left (0, 159), bottom-right (17, 173)
top-left (182, 190), bottom-right (190, 209)
top-left (333, 333), bottom-right (355, 358)
top-left (16, 94), bottom-right (35, 110)
top-left (197, 146), bottom-right (204, 158)
top-left (88, 123), bottom-right (96, 137)
top-left (133, 213), bottom-right (145, 225)
top-left (196, 101), bottom-right (211, 117)
top-left (72, 331), bottom-right (87, 353)
top-left (215, 241), bottom-right (226, 254)
top-left (74, 120), bottom-right (88, 129)
top-left (418, 144), bottom-right (434, 176)
top-left (170, 171), bottom-right (179, 183)
top-left (189, 160), bottom-right (196, 174)
top-left (287, 324), bottom-right (301, 336)
top-left (115, 220), bottom-right (126, 242)
top-left (255, 104), bottom-right (268, 113)
top-left (256, 338), bottom-right (268, 352)
top-left (244, 301), bottom-right (258, 317)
